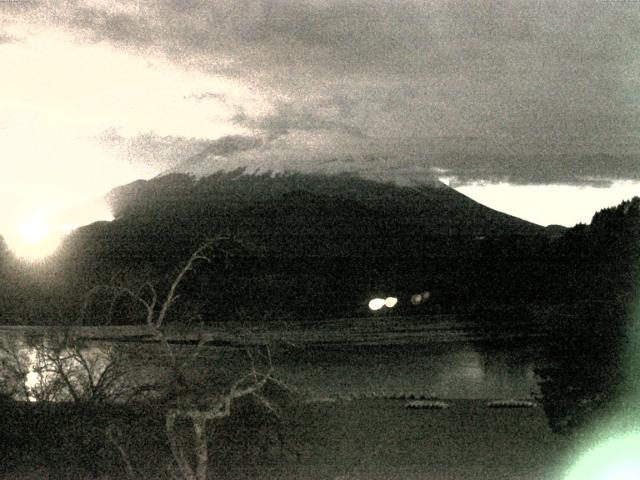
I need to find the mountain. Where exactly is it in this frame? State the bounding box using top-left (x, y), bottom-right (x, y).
top-left (106, 169), bottom-right (543, 234)
top-left (85, 168), bottom-right (549, 271)
top-left (1, 167), bottom-right (634, 333)
top-left (544, 224), bottom-right (568, 237)
top-left (43, 169), bottom-right (560, 322)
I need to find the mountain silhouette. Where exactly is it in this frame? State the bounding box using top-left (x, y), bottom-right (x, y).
top-left (43, 169), bottom-right (562, 321)
top-left (106, 169), bottom-right (543, 236)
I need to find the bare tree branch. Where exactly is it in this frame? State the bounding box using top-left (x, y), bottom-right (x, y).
top-left (156, 241), bottom-right (213, 330)
top-left (105, 425), bottom-right (136, 480)
top-left (74, 238), bottom-right (289, 480)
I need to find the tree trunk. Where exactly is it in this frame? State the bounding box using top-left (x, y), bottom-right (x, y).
top-left (166, 411), bottom-right (196, 480)
top-left (193, 415), bottom-right (209, 480)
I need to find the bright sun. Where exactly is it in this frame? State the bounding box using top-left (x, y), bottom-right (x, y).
top-left (18, 216), bottom-right (50, 245)
top-left (10, 214), bottom-right (62, 261)
top-left (3, 200), bottom-right (115, 261)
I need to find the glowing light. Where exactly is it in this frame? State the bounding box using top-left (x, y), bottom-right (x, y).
top-left (411, 291), bottom-right (431, 305)
top-left (368, 298), bottom-right (386, 311)
top-left (18, 215), bottom-right (50, 245)
top-left (25, 371), bottom-right (39, 390)
top-left (385, 297), bottom-right (398, 308)
top-left (4, 199), bottom-right (115, 261)
top-left (564, 433), bottom-right (640, 480)
top-left (0, 28), bottom-right (266, 246)
top-left (9, 213), bottom-right (62, 260)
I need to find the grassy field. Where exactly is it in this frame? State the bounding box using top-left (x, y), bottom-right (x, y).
top-left (1, 398), bottom-right (572, 480)
top-left (274, 399), bottom-right (571, 480)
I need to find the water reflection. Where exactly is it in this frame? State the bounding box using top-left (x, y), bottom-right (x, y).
top-left (272, 341), bottom-right (542, 399)
top-left (477, 342), bottom-right (540, 398)
top-left (0, 333), bottom-right (139, 403)
top-left (0, 331), bottom-right (544, 403)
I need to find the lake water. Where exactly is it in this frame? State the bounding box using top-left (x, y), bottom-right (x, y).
top-left (276, 341), bottom-right (543, 399)
top-left (0, 315), bottom-right (547, 401)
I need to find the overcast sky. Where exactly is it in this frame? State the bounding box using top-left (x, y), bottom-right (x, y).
top-left (1, 0), bottom-right (640, 251)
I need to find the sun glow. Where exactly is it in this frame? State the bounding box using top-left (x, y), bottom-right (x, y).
top-left (3, 197), bottom-right (115, 261)
top-left (8, 213), bottom-right (63, 261)
top-left (18, 215), bottom-right (51, 246)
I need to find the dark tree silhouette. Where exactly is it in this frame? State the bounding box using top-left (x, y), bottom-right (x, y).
top-left (536, 197), bottom-right (640, 433)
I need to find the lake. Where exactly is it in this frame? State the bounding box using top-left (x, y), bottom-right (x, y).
top-left (0, 314), bottom-right (548, 401)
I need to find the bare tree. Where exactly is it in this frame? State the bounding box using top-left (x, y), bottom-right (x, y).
top-left (0, 334), bottom-right (31, 401)
top-left (0, 329), bottom-right (135, 404)
top-left (32, 332), bottom-right (134, 403)
top-left (0, 239), bottom-right (292, 479)
top-left (105, 239), bottom-right (287, 480)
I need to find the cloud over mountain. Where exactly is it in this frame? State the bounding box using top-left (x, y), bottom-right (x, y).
top-left (2, 0), bottom-right (640, 187)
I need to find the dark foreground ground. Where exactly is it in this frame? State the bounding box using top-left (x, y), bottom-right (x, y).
top-left (1, 398), bottom-right (572, 480)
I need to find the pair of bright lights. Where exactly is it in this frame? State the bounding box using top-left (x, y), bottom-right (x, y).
top-left (368, 297), bottom-right (398, 311)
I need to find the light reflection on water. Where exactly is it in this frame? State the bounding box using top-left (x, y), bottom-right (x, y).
top-left (0, 326), bottom-right (544, 402)
top-left (275, 343), bottom-right (541, 399)
top-left (0, 335), bottom-right (117, 402)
